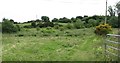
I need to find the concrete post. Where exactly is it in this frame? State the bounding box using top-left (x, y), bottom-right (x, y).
top-left (118, 9), bottom-right (120, 62)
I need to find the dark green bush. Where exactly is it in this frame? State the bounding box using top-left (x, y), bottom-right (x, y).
top-left (43, 22), bottom-right (54, 27)
top-left (59, 17), bottom-right (72, 23)
top-left (31, 22), bottom-right (36, 28)
top-left (2, 20), bottom-right (18, 33)
top-left (108, 16), bottom-right (118, 28)
top-left (37, 22), bottom-right (43, 28)
top-left (16, 25), bottom-right (21, 31)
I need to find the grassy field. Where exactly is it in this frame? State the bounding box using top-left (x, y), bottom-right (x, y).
top-left (2, 26), bottom-right (118, 61)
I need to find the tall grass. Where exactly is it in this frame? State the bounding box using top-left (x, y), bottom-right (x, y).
top-left (2, 27), bottom-right (108, 61)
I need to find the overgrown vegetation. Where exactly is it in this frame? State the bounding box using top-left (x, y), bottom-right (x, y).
top-left (2, 1), bottom-right (120, 61)
top-left (94, 24), bottom-right (112, 35)
top-left (73, 19), bottom-right (84, 29)
top-left (2, 18), bottom-right (20, 33)
top-left (2, 28), bottom-right (106, 61)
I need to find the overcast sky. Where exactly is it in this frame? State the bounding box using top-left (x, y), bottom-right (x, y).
top-left (0, 0), bottom-right (119, 22)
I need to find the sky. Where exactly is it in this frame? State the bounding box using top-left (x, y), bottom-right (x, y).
top-left (0, 0), bottom-right (119, 22)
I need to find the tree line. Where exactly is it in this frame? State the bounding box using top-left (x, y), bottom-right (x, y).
top-left (1, 15), bottom-right (118, 33)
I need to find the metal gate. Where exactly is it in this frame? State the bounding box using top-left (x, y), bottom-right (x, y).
top-left (105, 34), bottom-right (120, 61)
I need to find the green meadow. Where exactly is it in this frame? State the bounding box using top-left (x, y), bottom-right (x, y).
top-left (2, 26), bottom-right (118, 61)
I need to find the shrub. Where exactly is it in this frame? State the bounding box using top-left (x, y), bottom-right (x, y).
top-left (37, 22), bottom-right (43, 28)
top-left (66, 23), bottom-right (73, 29)
top-left (94, 24), bottom-right (112, 35)
top-left (108, 16), bottom-right (118, 28)
top-left (59, 17), bottom-right (72, 23)
top-left (73, 19), bottom-right (84, 29)
top-left (84, 24), bottom-right (91, 28)
top-left (2, 20), bottom-right (18, 33)
top-left (31, 22), bottom-right (36, 28)
top-left (88, 19), bottom-right (97, 27)
top-left (52, 18), bottom-right (59, 22)
top-left (16, 25), bottom-right (21, 31)
top-left (43, 22), bottom-right (54, 27)
top-left (37, 22), bottom-right (54, 28)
